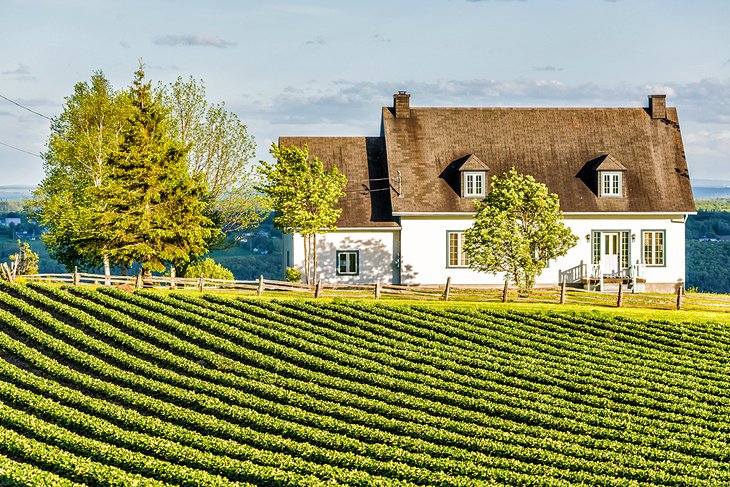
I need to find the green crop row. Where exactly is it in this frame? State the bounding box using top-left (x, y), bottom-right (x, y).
top-left (88, 290), bottom-right (724, 484)
top-left (0, 285), bottom-right (468, 486)
top-left (2, 282), bottom-right (729, 485)
top-left (0, 453), bottom-right (85, 487)
top-left (60, 286), bottom-right (651, 486)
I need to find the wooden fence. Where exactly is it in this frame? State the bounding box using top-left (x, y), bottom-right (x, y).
top-left (10, 271), bottom-right (730, 313)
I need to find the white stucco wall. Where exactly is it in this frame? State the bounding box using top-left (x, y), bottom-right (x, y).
top-left (399, 214), bottom-right (687, 289)
top-left (285, 230), bottom-right (401, 284)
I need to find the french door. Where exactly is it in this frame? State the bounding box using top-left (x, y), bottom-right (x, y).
top-left (592, 230), bottom-right (630, 277)
top-left (601, 232), bottom-right (621, 276)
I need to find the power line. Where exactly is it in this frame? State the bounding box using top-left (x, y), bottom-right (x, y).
top-left (0, 93), bottom-right (52, 120)
top-left (0, 140), bottom-right (42, 158)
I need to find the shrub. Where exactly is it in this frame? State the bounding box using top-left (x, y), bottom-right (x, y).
top-left (184, 258), bottom-right (234, 280)
top-left (285, 266), bottom-right (302, 283)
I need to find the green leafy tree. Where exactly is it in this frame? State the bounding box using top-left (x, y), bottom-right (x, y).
top-left (94, 66), bottom-right (219, 274)
top-left (184, 258), bottom-right (234, 280)
top-left (464, 168), bottom-right (578, 295)
top-left (258, 144), bottom-right (347, 285)
top-left (164, 76), bottom-right (263, 236)
top-left (30, 71), bottom-right (130, 273)
top-left (8, 241), bottom-right (39, 276)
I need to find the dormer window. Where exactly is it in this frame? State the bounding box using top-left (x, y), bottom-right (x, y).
top-left (463, 171), bottom-right (485, 198)
top-left (592, 153), bottom-right (626, 199)
top-left (454, 154), bottom-right (490, 198)
top-left (600, 171), bottom-right (622, 197)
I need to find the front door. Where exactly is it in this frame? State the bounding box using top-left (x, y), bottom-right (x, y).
top-left (601, 232), bottom-right (620, 276)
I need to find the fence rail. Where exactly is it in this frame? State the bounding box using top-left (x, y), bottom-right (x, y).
top-left (9, 272), bottom-right (729, 313)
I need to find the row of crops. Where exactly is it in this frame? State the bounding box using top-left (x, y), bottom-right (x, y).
top-left (0, 282), bottom-right (728, 485)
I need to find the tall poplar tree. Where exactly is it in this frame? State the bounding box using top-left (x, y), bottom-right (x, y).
top-left (95, 66), bottom-right (218, 273)
top-left (31, 71), bottom-right (130, 273)
top-left (164, 76), bottom-right (262, 235)
top-left (258, 144), bottom-right (347, 284)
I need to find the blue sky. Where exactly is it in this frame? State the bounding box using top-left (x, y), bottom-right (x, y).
top-left (1, 0), bottom-right (730, 185)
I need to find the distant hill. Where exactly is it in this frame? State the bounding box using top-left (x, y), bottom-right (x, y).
top-left (0, 283), bottom-right (727, 484)
top-left (0, 185), bottom-right (34, 201)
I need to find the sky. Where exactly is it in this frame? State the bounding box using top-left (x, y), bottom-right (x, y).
top-left (1, 0), bottom-right (730, 186)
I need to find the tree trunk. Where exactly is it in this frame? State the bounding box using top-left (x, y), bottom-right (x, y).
top-left (302, 235), bottom-right (310, 285)
top-left (312, 236), bottom-right (318, 286)
top-left (103, 253), bottom-right (111, 286)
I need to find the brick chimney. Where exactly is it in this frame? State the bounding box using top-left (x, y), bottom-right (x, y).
top-left (648, 94), bottom-right (666, 119)
top-left (394, 91), bottom-right (410, 119)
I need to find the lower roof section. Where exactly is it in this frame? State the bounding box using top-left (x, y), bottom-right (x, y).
top-left (278, 136), bottom-right (399, 229)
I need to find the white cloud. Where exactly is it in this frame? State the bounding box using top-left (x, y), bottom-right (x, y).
top-left (153, 34), bottom-right (236, 48)
top-left (1, 63), bottom-right (35, 81)
top-left (305, 36), bottom-right (326, 45)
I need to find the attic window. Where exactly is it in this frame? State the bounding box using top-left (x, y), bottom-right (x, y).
top-left (592, 154), bottom-right (626, 199)
top-left (454, 154), bottom-right (490, 198)
top-left (600, 171), bottom-right (622, 198)
top-left (463, 171), bottom-right (485, 198)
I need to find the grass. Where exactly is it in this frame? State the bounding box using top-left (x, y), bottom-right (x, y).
top-left (142, 286), bottom-right (730, 324)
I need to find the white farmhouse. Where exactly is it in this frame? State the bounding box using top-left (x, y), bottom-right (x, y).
top-left (280, 93), bottom-right (695, 292)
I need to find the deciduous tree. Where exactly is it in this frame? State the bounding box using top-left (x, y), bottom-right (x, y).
top-left (258, 144), bottom-right (347, 284)
top-left (31, 71), bottom-right (130, 273)
top-left (164, 76), bottom-right (262, 236)
top-left (464, 168), bottom-right (578, 295)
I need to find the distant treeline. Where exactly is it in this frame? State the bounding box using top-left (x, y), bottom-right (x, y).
top-left (685, 209), bottom-right (730, 293)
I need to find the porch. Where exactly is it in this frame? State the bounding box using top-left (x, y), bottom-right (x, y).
top-left (559, 261), bottom-right (647, 292)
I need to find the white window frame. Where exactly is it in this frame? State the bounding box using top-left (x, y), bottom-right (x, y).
top-left (599, 171), bottom-right (623, 198)
top-left (463, 171), bottom-right (486, 198)
top-left (336, 250), bottom-right (359, 275)
top-left (446, 231), bottom-right (471, 268)
top-left (642, 230), bottom-right (665, 267)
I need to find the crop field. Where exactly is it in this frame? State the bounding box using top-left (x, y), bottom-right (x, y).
top-left (0, 283), bottom-right (728, 485)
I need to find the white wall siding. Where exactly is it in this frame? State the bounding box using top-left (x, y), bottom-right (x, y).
top-left (399, 214), bottom-right (686, 288)
top-left (288, 230), bottom-right (400, 284)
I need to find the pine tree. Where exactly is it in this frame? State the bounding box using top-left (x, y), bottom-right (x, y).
top-left (95, 66), bottom-right (218, 273)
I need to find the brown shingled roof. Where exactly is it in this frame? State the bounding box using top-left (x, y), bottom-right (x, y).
top-left (279, 98), bottom-right (695, 227)
top-left (382, 105), bottom-right (695, 214)
top-left (278, 136), bottom-right (399, 228)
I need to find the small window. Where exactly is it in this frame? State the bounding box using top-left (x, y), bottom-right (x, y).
top-left (600, 171), bottom-right (622, 197)
top-left (642, 231), bottom-right (665, 266)
top-left (336, 250), bottom-right (359, 275)
top-left (463, 171), bottom-right (485, 198)
top-left (447, 231), bottom-right (470, 267)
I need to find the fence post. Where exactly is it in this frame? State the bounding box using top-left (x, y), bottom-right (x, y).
top-left (374, 282), bottom-right (382, 300)
top-left (135, 270), bottom-right (142, 290)
top-left (0, 263), bottom-right (12, 283)
top-left (314, 280), bottom-right (322, 299)
top-left (257, 275), bottom-right (265, 297)
top-left (632, 261), bottom-right (637, 293)
top-left (676, 285), bottom-right (683, 310)
top-left (73, 266), bottom-right (80, 286)
top-left (170, 266), bottom-right (177, 290)
top-left (559, 280), bottom-right (567, 304)
top-left (599, 272), bottom-right (604, 292)
top-left (617, 283), bottom-right (624, 308)
top-left (443, 276), bottom-right (451, 301)
top-left (502, 280), bottom-right (509, 303)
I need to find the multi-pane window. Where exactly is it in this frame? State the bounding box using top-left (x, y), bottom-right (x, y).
top-left (463, 172), bottom-right (485, 198)
top-left (600, 171), bottom-right (622, 197)
top-left (642, 231), bottom-right (665, 266)
top-left (447, 231), bottom-right (470, 267)
top-left (336, 250), bottom-right (359, 275)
